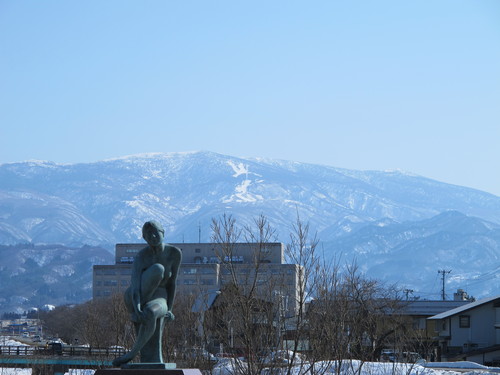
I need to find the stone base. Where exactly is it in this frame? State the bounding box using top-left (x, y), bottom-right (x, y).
top-left (95, 368), bottom-right (202, 375)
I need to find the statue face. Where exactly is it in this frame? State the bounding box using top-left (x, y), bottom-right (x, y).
top-left (143, 225), bottom-right (164, 246)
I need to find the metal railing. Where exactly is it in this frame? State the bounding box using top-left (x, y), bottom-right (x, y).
top-left (0, 345), bottom-right (126, 358)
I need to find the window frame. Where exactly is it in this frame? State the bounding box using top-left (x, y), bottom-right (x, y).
top-left (459, 315), bottom-right (470, 328)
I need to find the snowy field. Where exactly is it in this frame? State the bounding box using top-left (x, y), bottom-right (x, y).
top-left (211, 358), bottom-right (500, 375)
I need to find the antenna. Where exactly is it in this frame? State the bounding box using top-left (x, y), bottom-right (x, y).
top-left (438, 269), bottom-right (452, 300)
top-left (198, 222), bottom-right (201, 243)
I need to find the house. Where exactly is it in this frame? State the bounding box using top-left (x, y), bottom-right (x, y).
top-left (428, 295), bottom-right (500, 365)
top-left (401, 290), bottom-right (472, 340)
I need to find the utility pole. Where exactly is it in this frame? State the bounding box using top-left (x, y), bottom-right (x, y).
top-left (438, 270), bottom-right (452, 300)
top-left (198, 222), bottom-right (201, 243)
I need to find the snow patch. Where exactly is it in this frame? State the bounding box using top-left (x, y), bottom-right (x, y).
top-left (222, 180), bottom-right (264, 203)
top-left (23, 251), bottom-right (55, 267)
top-left (341, 225), bottom-right (353, 233)
top-left (143, 169), bottom-right (163, 179)
top-left (21, 218), bottom-right (45, 231)
top-left (227, 160), bottom-right (249, 178)
top-left (227, 160), bottom-right (262, 178)
top-left (52, 265), bottom-right (75, 277)
top-left (43, 275), bottom-right (58, 284)
top-left (11, 268), bottom-right (26, 276)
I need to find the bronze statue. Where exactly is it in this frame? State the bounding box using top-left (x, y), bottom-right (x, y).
top-left (113, 220), bottom-right (182, 366)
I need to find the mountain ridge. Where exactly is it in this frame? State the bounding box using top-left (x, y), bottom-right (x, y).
top-left (0, 151), bottom-right (499, 309)
top-left (1, 151), bottom-right (499, 243)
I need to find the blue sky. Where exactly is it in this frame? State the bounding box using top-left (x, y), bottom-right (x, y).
top-left (1, 1), bottom-right (499, 196)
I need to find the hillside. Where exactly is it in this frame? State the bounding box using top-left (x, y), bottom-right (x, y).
top-left (0, 151), bottom-right (499, 308)
top-left (0, 244), bottom-right (113, 314)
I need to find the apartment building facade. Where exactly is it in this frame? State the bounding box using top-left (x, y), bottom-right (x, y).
top-left (93, 242), bottom-right (301, 316)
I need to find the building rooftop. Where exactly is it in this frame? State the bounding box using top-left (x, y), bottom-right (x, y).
top-left (403, 300), bottom-right (472, 316)
top-left (428, 295), bottom-right (500, 320)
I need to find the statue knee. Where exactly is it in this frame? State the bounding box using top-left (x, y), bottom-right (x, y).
top-left (143, 302), bottom-right (164, 321)
top-left (149, 263), bottom-right (165, 279)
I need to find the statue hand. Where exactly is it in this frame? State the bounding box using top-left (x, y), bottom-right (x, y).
top-left (165, 311), bottom-right (175, 321)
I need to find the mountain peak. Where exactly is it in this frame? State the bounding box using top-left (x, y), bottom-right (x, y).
top-left (1, 151), bottom-right (500, 303)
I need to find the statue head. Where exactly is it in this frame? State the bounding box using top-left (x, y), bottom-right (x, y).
top-left (142, 220), bottom-right (165, 246)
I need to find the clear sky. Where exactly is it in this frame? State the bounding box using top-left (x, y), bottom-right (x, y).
top-left (1, 1), bottom-right (499, 196)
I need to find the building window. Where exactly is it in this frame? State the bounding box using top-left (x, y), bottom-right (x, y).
top-left (224, 255), bottom-right (244, 263)
top-left (441, 320), bottom-right (447, 331)
top-left (195, 248), bottom-right (201, 253)
top-left (459, 315), bottom-right (470, 328)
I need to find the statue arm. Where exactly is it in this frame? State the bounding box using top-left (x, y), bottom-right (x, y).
top-left (166, 248), bottom-right (182, 313)
top-left (130, 254), bottom-right (145, 318)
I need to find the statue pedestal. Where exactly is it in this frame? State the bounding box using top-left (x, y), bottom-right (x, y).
top-left (95, 366), bottom-right (202, 375)
top-left (122, 364), bottom-right (177, 370)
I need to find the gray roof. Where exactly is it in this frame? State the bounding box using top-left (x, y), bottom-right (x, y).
top-left (428, 295), bottom-right (500, 320)
top-left (191, 290), bottom-right (221, 313)
top-left (403, 300), bottom-right (471, 316)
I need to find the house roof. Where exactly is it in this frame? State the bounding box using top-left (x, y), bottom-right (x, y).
top-left (428, 295), bottom-right (500, 320)
top-left (191, 289), bottom-right (221, 313)
top-left (403, 300), bottom-right (471, 316)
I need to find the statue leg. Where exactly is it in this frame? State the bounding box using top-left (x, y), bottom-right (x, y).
top-left (140, 263), bottom-right (165, 303)
top-left (112, 264), bottom-right (166, 367)
top-left (112, 301), bottom-right (167, 366)
top-left (112, 307), bottom-right (157, 364)
top-left (140, 316), bottom-right (165, 362)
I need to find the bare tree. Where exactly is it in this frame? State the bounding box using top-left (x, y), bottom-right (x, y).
top-left (80, 293), bottom-right (132, 349)
top-left (208, 214), bottom-right (285, 375)
top-left (275, 214), bottom-right (322, 375)
top-left (307, 260), bottom-right (416, 375)
top-left (40, 293), bottom-right (131, 350)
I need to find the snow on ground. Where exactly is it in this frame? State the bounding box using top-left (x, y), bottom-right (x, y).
top-left (210, 359), bottom-right (500, 375)
top-left (0, 369), bottom-right (31, 375)
top-left (1, 339), bottom-right (28, 346)
top-left (426, 362), bottom-right (495, 370)
top-left (1, 357), bottom-right (500, 375)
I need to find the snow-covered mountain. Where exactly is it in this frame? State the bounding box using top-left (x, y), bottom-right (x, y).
top-left (0, 151), bottom-right (499, 307)
top-left (322, 211), bottom-right (500, 299)
top-left (0, 243), bottom-right (113, 314)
